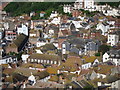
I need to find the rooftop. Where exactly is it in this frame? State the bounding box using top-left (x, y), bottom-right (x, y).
top-left (28, 54), bottom-right (61, 61)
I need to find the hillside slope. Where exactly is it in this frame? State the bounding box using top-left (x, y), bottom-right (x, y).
top-left (4, 2), bottom-right (73, 16)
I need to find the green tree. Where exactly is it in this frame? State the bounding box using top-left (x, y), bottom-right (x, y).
top-left (98, 45), bottom-right (111, 55)
top-left (95, 52), bottom-right (101, 57)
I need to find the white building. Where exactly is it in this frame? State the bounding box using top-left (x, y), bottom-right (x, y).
top-left (84, 0), bottom-right (95, 11)
top-left (51, 17), bottom-right (61, 25)
top-left (81, 59), bottom-right (100, 69)
top-left (50, 11), bottom-right (58, 18)
top-left (81, 62), bottom-right (92, 69)
top-left (103, 50), bottom-right (120, 66)
top-left (74, 0), bottom-right (95, 11)
top-left (36, 41), bottom-right (47, 47)
top-left (0, 23), bottom-right (4, 39)
top-left (72, 20), bottom-right (83, 30)
top-left (17, 24), bottom-right (28, 36)
top-left (103, 8), bottom-right (120, 16)
top-left (96, 22), bottom-right (109, 36)
top-left (103, 52), bottom-right (110, 63)
top-left (0, 30), bottom-right (3, 39)
top-left (111, 80), bottom-right (120, 89)
top-left (3, 22), bottom-right (9, 30)
top-left (107, 33), bottom-right (119, 46)
top-left (28, 73), bottom-right (36, 86)
top-left (21, 54), bottom-right (30, 63)
top-left (63, 4), bottom-right (72, 14)
top-left (0, 56), bottom-right (17, 65)
top-left (74, 0), bottom-right (84, 10)
top-left (35, 49), bottom-right (43, 54)
top-left (92, 59), bottom-right (100, 66)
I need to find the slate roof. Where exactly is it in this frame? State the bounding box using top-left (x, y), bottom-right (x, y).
top-left (107, 49), bottom-right (120, 59)
top-left (13, 34), bottom-right (27, 47)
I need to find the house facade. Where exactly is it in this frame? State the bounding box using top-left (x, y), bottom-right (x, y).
top-left (0, 56), bottom-right (17, 65)
top-left (111, 80), bottom-right (120, 89)
top-left (21, 54), bottom-right (30, 63)
top-left (0, 30), bottom-right (4, 39)
top-left (63, 5), bottom-right (72, 14)
top-left (74, 0), bottom-right (84, 10)
top-left (96, 22), bottom-right (109, 36)
top-left (84, 41), bottom-right (101, 56)
top-left (62, 41), bottom-right (71, 54)
top-left (27, 54), bottom-right (61, 65)
top-left (59, 22), bottom-right (75, 31)
top-left (107, 33), bottom-right (119, 46)
top-left (103, 50), bottom-right (120, 66)
top-left (17, 24), bottom-right (29, 36)
top-left (81, 62), bottom-right (92, 69)
top-left (5, 29), bottom-right (16, 41)
top-left (84, 0), bottom-right (95, 11)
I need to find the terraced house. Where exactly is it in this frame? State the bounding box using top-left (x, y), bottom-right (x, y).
top-left (27, 54), bottom-right (61, 65)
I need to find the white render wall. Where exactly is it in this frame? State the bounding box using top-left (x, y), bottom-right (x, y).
top-left (36, 42), bottom-right (47, 47)
top-left (17, 24), bottom-right (28, 36)
top-left (84, 0), bottom-right (94, 10)
top-left (63, 5), bottom-right (72, 14)
top-left (103, 53), bottom-right (110, 63)
top-left (21, 54), bottom-right (30, 63)
top-left (107, 34), bottom-right (119, 46)
top-left (81, 62), bottom-right (92, 69)
top-left (0, 57), bottom-right (17, 65)
top-left (111, 80), bottom-right (120, 89)
top-left (0, 31), bottom-right (2, 39)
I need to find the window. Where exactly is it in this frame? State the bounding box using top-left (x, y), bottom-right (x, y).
top-left (38, 60), bottom-right (40, 63)
top-left (9, 59), bottom-right (11, 62)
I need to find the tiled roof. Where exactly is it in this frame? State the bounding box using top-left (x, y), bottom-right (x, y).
top-left (93, 65), bottom-right (115, 74)
top-left (82, 56), bottom-right (97, 63)
top-left (28, 54), bottom-right (61, 61)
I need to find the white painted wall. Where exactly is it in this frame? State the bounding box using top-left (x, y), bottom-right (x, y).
top-left (36, 41), bottom-right (47, 47)
top-left (21, 54), bottom-right (30, 63)
top-left (81, 62), bottom-right (92, 69)
top-left (17, 24), bottom-right (28, 36)
top-left (107, 34), bottom-right (119, 46)
top-left (103, 53), bottom-right (109, 63)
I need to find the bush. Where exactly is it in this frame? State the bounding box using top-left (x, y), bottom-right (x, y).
top-left (98, 44), bottom-right (111, 55)
top-left (95, 52), bottom-right (100, 57)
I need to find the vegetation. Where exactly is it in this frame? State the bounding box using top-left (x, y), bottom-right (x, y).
top-left (8, 51), bottom-right (23, 60)
top-left (98, 2), bottom-right (120, 8)
top-left (98, 44), bottom-right (111, 55)
top-left (4, 2), bottom-right (73, 18)
top-left (95, 52), bottom-right (101, 57)
top-left (80, 9), bottom-right (99, 17)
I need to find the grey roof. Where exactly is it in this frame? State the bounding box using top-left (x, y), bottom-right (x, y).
top-left (107, 49), bottom-right (120, 59)
top-left (1, 55), bottom-right (17, 59)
